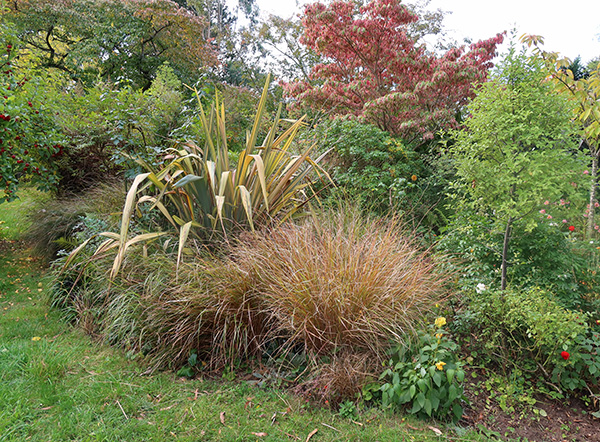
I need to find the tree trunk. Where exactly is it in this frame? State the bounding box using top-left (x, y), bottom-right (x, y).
top-left (501, 217), bottom-right (512, 291)
top-left (586, 153), bottom-right (598, 239)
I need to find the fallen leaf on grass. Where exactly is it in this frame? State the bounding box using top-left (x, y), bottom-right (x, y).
top-left (31, 336), bottom-right (41, 341)
top-left (220, 411), bottom-right (226, 425)
top-left (188, 388), bottom-right (199, 401)
top-left (428, 426), bottom-right (443, 436)
top-left (251, 432), bottom-right (267, 437)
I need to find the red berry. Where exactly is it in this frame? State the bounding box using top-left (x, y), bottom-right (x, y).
top-left (560, 351), bottom-right (570, 361)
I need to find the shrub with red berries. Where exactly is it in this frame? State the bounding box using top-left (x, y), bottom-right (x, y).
top-left (0, 40), bottom-right (62, 202)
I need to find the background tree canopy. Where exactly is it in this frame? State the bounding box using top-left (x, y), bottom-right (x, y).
top-left (5, 0), bottom-right (218, 88)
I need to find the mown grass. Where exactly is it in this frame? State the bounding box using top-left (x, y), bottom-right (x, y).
top-left (0, 191), bottom-right (491, 441)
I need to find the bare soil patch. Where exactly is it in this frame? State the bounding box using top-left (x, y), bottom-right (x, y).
top-left (463, 374), bottom-right (600, 441)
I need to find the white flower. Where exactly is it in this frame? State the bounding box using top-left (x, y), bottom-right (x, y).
top-left (475, 283), bottom-right (487, 294)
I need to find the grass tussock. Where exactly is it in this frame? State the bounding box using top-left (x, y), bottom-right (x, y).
top-left (295, 352), bottom-right (380, 406)
top-left (26, 179), bottom-right (125, 260)
top-left (224, 209), bottom-right (447, 358)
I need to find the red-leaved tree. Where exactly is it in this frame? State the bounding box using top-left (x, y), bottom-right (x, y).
top-left (284, 0), bottom-right (504, 142)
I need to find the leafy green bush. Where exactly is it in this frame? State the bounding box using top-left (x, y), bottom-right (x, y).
top-left (453, 287), bottom-right (600, 401)
top-left (0, 36), bottom-right (63, 202)
top-left (312, 117), bottom-right (448, 229)
top-left (377, 317), bottom-right (466, 421)
top-left (48, 64), bottom-right (184, 193)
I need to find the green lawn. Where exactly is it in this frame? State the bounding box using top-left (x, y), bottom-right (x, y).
top-left (0, 191), bottom-right (490, 442)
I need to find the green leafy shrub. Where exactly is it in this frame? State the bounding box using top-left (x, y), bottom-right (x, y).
top-left (453, 287), bottom-right (600, 400)
top-left (48, 64), bottom-right (184, 193)
top-left (377, 317), bottom-right (466, 421)
top-left (0, 37), bottom-right (63, 202)
top-left (312, 117), bottom-right (448, 229)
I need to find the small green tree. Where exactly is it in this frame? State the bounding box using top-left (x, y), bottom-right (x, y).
top-left (447, 48), bottom-right (584, 290)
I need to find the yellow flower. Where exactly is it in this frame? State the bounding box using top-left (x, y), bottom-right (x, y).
top-left (435, 361), bottom-right (446, 371)
top-left (31, 336), bottom-right (41, 341)
top-left (411, 174), bottom-right (417, 181)
top-left (434, 317), bottom-right (446, 328)
top-left (435, 333), bottom-right (443, 339)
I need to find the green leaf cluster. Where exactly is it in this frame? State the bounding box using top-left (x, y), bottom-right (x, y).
top-left (378, 319), bottom-right (466, 421)
top-left (138, 75), bottom-right (329, 242)
top-left (63, 75), bottom-right (331, 278)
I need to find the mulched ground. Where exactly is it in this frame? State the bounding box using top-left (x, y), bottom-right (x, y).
top-left (462, 373), bottom-right (600, 441)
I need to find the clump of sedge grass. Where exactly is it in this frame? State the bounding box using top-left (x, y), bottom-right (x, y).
top-left (222, 208), bottom-right (448, 359)
top-left (295, 352), bottom-right (379, 406)
top-left (26, 180), bottom-right (125, 260)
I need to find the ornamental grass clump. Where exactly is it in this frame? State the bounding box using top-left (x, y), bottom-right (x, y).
top-left (225, 209), bottom-right (448, 359)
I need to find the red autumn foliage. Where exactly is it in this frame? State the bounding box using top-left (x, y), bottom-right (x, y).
top-left (284, 0), bottom-right (504, 142)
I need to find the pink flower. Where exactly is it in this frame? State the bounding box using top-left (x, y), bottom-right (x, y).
top-left (544, 200), bottom-right (550, 205)
top-left (540, 209), bottom-right (546, 214)
top-left (562, 219), bottom-right (568, 223)
top-left (595, 202), bottom-right (599, 208)
top-left (584, 170), bottom-right (589, 175)
top-left (547, 215), bottom-right (552, 219)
